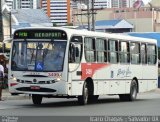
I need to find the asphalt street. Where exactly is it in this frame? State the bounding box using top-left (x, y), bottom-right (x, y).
top-left (0, 90), bottom-right (160, 116)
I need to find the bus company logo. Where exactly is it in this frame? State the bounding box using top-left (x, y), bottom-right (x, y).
top-left (81, 63), bottom-right (109, 80)
top-left (33, 79), bottom-right (37, 83)
top-left (117, 67), bottom-right (132, 78)
top-left (86, 69), bottom-right (92, 75)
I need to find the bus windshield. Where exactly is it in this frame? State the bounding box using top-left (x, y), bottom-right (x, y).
top-left (11, 41), bottom-right (67, 72)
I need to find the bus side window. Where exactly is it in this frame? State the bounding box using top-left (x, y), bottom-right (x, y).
top-left (108, 39), bottom-right (118, 63)
top-left (95, 38), bottom-right (107, 63)
top-left (130, 42), bottom-right (140, 64)
top-left (141, 44), bottom-right (147, 64)
top-left (84, 37), bottom-right (96, 62)
top-left (69, 36), bottom-right (83, 63)
top-left (147, 44), bottom-right (157, 65)
top-left (119, 41), bottom-right (130, 64)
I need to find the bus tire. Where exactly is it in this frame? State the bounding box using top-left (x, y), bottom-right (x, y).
top-left (88, 95), bottom-right (99, 103)
top-left (32, 94), bottom-right (43, 105)
top-left (119, 80), bottom-right (138, 101)
top-left (78, 82), bottom-right (89, 105)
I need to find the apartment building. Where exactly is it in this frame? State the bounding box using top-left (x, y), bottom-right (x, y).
top-left (5, 0), bottom-right (39, 9)
top-left (76, 0), bottom-right (111, 9)
top-left (41, 0), bottom-right (71, 26)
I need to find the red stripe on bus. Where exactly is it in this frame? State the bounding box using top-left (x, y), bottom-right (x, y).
top-left (81, 63), bottom-right (110, 80)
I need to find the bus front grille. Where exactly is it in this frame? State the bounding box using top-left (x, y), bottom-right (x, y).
top-left (16, 87), bottom-right (56, 92)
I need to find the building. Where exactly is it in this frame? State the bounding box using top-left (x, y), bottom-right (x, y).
top-left (95, 19), bottom-right (134, 33)
top-left (4, 0), bottom-right (40, 10)
top-left (2, 6), bottom-right (52, 40)
top-left (4, 0), bottom-right (13, 10)
top-left (41, 0), bottom-right (71, 26)
top-left (11, 9), bottom-right (53, 30)
top-left (73, 6), bottom-right (160, 32)
top-left (75, 0), bottom-right (112, 9)
top-left (111, 0), bottom-right (141, 8)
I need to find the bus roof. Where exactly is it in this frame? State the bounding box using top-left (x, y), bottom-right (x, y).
top-left (14, 27), bottom-right (157, 44)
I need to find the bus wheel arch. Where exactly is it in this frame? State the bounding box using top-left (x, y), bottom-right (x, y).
top-left (119, 78), bottom-right (138, 101)
top-left (132, 77), bottom-right (139, 93)
top-left (85, 77), bottom-right (94, 96)
top-left (86, 77), bottom-right (99, 103)
top-left (78, 77), bottom-right (97, 105)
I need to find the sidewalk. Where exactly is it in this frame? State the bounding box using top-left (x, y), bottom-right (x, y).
top-left (2, 89), bottom-right (31, 100)
top-left (1, 88), bottom-right (160, 101)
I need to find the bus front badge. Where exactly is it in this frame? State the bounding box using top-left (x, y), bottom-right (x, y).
top-left (33, 79), bottom-right (37, 84)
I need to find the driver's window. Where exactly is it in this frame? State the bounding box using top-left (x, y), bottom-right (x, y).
top-left (69, 36), bottom-right (83, 71)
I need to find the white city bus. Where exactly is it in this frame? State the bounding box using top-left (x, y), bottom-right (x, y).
top-left (8, 27), bottom-right (158, 105)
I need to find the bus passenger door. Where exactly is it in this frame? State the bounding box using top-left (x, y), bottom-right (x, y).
top-left (68, 36), bottom-right (83, 96)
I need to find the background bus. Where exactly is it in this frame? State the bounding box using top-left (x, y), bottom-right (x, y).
top-left (8, 27), bottom-right (158, 105)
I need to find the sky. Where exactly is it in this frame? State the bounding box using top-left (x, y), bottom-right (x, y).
top-left (142, 0), bottom-right (152, 5)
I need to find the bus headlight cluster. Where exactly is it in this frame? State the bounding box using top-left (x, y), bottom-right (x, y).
top-left (12, 77), bottom-right (17, 81)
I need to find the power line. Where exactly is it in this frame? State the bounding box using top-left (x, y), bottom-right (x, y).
top-left (73, 0), bottom-right (103, 31)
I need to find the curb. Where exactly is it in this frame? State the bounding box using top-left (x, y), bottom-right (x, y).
top-left (2, 94), bottom-right (31, 101)
top-left (2, 89), bottom-right (31, 100)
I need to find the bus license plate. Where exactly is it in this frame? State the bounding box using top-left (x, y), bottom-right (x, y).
top-left (30, 86), bottom-right (40, 90)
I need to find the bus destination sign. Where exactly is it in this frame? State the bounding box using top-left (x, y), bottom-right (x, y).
top-left (14, 29), bottom-right (67, 40)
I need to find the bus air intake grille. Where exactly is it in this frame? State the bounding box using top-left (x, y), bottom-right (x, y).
top-left (16, 87), bottom-right (56, 92)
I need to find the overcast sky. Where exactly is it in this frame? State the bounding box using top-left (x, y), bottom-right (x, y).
top-left (142, 0), bottom-right (152, 5)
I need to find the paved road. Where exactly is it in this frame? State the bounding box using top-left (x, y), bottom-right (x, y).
top-left (0, 90), bottom-right (160, 116)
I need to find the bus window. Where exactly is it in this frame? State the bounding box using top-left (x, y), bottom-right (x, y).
top-left (95, 38), bottom-right (107, 63)
top-left (11, 41), bottom-right (67, 71)
top-left (69, 36), bottom-right (82, 63)
top-left (147, 44), bottom-right (157, 65)
top-left (141, 44), bottom-right (147, 64)
top-left (130, 42), bottom-right (140, 64)
top-left (108, 39), bottom-right (118, 63)
top-left (119, 41), bottom-right (130, 64)
top-left (84, 37), bottom-right (96, 62)
top-left (69, 36), bottom-right (83, 71)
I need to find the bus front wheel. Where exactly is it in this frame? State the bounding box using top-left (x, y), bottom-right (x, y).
top-left (78, 82), bottom-right (89, 105)
top-left (32, 94), bottom-right (43, 105)
top-left (119, 80), bottom-right (138, 101)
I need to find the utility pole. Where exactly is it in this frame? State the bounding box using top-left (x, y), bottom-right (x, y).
top-left (91, 0), bottom-right (95, 31)
top-left (73, 0), bottom-right (103, 31)
top-left (87, 0), bottom-right (90, 31)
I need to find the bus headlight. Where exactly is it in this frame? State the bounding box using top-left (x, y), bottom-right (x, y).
top-left (56, 78), bottom-right (61, 81)
top-left (13, 77), bottom-right (17, 81)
